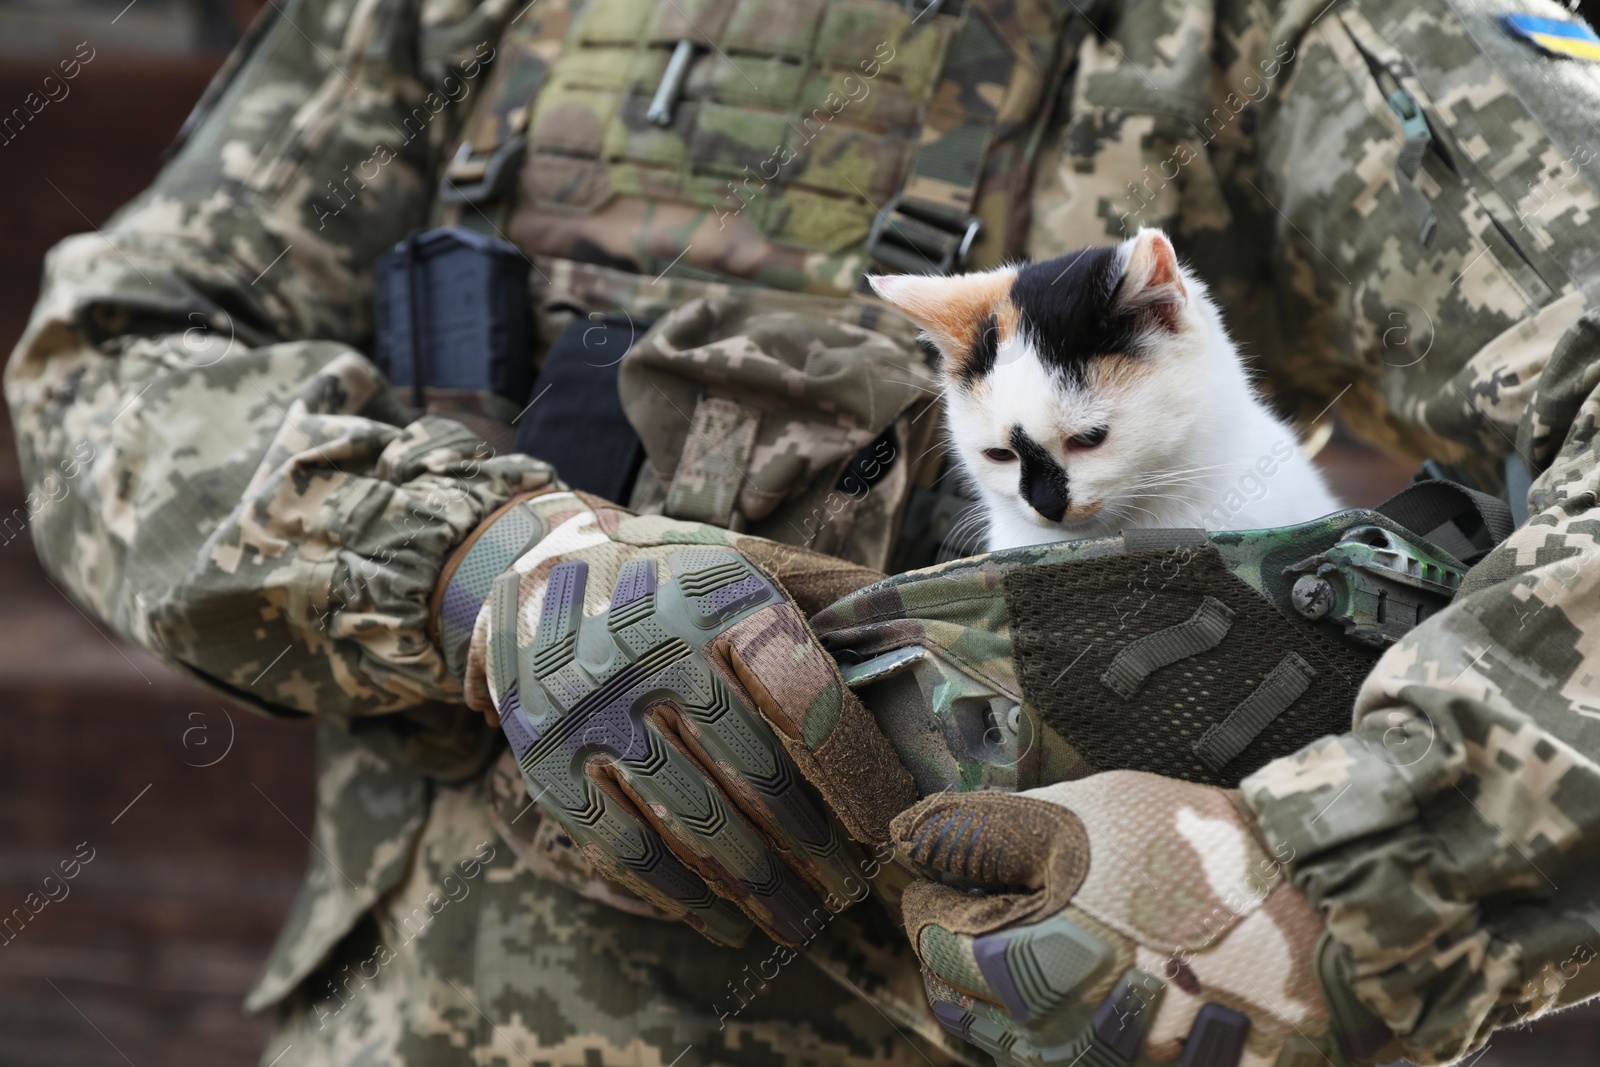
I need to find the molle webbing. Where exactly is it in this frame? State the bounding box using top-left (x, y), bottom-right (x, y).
top-left (900, 8), bottom-right (1013, 224)
top-left (1006, 546), bottom-right (1375, 788)
top-left (1192, 652), bottom-right (1316, 772)
top-left (438, 0), bottom-right (1074, 294)
top-left (1099, 596), bottom-right (1235, 699)
top-left (867, 1), bottom-right (1014, 274)
top-left (869, 0), bottom-right (1091, 275)
top-left (665, 396), bottom-right (762, 526)
top-left (1121, 527), bottom-right (1209, 553)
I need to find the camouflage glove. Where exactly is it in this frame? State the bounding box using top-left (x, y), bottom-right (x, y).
top-left (434, 489), bottom-right (918, 946)
top-left (891, 771), bottom-right (1400, 1067)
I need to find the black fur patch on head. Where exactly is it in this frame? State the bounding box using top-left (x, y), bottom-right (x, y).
top-left (956, 312), bottom-right (1001, 387)
top-left (1009, 424), bottom-right (1069, 523)
top-left (1009, 246), bottom-right (1140, 384)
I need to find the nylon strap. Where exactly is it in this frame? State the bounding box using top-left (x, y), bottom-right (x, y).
top-left (664, 396), bottom-right (762, 527)
top-left (168, 0), bottom-right (282, 158)
top-left (1120, 528), bottom-right (1209, 553)
top-left (1505, 453), bottom-right (1533, 527)
top-left (897, 6), bottom-right (1016, 229)
top-left (1386, 88), bottom-right (1438, 245)
top-left (1193, 652), bottom-right (1317, 772)
top-left (437, 4), bottom-right (567, 232)
top-left (867, 2), bottom-right (1032, 273)
top-left (1100, 596), bottom-right (1236, 699)
top-left (1376, 478), bottom-right (1514, 564)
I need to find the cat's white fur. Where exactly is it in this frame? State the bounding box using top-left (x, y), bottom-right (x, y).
top-left (877, 229), bottom-right (1342, 551)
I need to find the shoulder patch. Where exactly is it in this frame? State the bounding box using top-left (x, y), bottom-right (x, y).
top-left (1500, 13), bottom-right (1600, 63)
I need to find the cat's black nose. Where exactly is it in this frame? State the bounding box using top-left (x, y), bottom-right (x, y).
top-left (1012, 426), bottom-right (1069, 523)
top-left (1026, 480), bottom-right (1067, 523)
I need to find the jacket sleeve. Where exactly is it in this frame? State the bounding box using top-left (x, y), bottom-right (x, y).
top-left (3, 0), bottom-right (553, 718)
top-left (1243, 297), bottom-right (1600, 1064)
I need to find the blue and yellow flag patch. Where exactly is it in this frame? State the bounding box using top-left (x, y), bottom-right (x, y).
top-left (1501, 12), bottom-right (1600, 63)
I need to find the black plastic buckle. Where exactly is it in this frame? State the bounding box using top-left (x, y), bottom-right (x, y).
top-left (439, 134), bottom-right (528, 207)
top-left (867, 194), bottom-right (982, 275)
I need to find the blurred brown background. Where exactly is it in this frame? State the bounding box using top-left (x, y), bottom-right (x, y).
top-left (0, 1), bottom-right (1593, 1064)
top-left (0, 3), bottom-right (311, 1064)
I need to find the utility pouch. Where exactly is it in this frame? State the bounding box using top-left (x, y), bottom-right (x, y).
top-left (373, 227), bottom-right (534, 410)
top-left (619, 293), bottom-right (940, 569)
top-left (513, 314), bottom-right (649, 504)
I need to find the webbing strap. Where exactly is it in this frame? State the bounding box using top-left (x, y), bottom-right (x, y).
top-left (1100, 596), bottom-right (1236, 699)
top-left (1376, 478), bottom-right (1514, 564)
top-left (1386, 88), bottom-right (1438, 245)
top-left (437, 7), bottom-right (564, 229)
top-left (664, 396), bottom-right (762, 527)
top-left (868, 3), bottom-right (1017, 273)
top-left (1193, 653), bottom-right (1317, 772)
top-left (169, 0), bottom-right (281, 158)
top-left (1120, 528), bottom-right (1209, 553)
top-left (899, 4), bottom-right (1013, 225)
top-left (1505, 453), bottom-right (1533, 527)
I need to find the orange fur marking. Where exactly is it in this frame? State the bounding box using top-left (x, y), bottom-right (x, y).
top-left (1087, 353), bottom-right (1153, 393)
top-left (870, 268), bottom-right (1018, 373)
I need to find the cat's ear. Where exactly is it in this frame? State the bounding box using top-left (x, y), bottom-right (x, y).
top-left (870, 269), bottom-right (1016, 358)
top-left (1116, 228), bottom-right (1187, 328)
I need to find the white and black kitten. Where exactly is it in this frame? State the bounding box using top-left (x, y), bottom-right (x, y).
top-left (872, 228), bottom-right (1341, 551)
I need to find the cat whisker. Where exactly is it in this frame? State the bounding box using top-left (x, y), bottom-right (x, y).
top-left (945, 508), bottom-right (985, 541)
top-left (908, 396), bottom-right (950, 426)
top-left (1115, 466), bottom-right (1234, 489)
top-left (942, 505), bottom-right (990, 556)
top-left (1118, 478), bottom-right (1219, 494)
top-left (1106, 499), bottom-right (1166, 524)
top-left (1152, 462), bottom-right (1235, 474)
top-left (1125, 463), bottom-right (1235, 480)
top-left (945, 526), bottom-right (982, 554)
top-left (874, 377), bottom-right (944, 395)
top-left (1110, 501), bottom-right (1163, 520)
top-left (1112, 477), bottom-right (1212, 496)
top-left (1117, 471), bottom-right (1217, 486)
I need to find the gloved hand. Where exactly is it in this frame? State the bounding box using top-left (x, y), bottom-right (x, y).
top-left (890, 771), bottom-right (1399, 1067)
top-left (434, 489), bottom-right (918, 947)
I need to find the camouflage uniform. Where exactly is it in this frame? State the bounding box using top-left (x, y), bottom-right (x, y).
top-left (7, 0), bottom-right (1600, 1063)
top-left (1032, 0), bottom-right (1600, 1061)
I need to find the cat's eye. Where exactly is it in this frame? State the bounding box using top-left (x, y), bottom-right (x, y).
top-left (982, 447), bottom-right (1017, 463)
top-left (1068, 426), bottom-right (1109, 449)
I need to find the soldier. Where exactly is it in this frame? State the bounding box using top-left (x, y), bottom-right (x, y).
top-left (7, 0), bottom-right (1600, 1065)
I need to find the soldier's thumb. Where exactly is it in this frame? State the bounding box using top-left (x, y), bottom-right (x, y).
top-left (891, 791), bottom-right (1091, 896)
top-left (893, 791), bottom-right (1092, 938)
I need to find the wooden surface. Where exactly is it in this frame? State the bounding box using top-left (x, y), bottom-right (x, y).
top-left (0, 33), bottom-right (1596, 1067)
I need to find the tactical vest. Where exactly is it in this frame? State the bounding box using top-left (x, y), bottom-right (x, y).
top-left (426, 0), bottom-right (1082, 571)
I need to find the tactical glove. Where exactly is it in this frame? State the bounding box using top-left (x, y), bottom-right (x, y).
top-left (434, 489), bottom-right (918, 946)
top-left (890, 771), bottom-right (1398, 1067)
